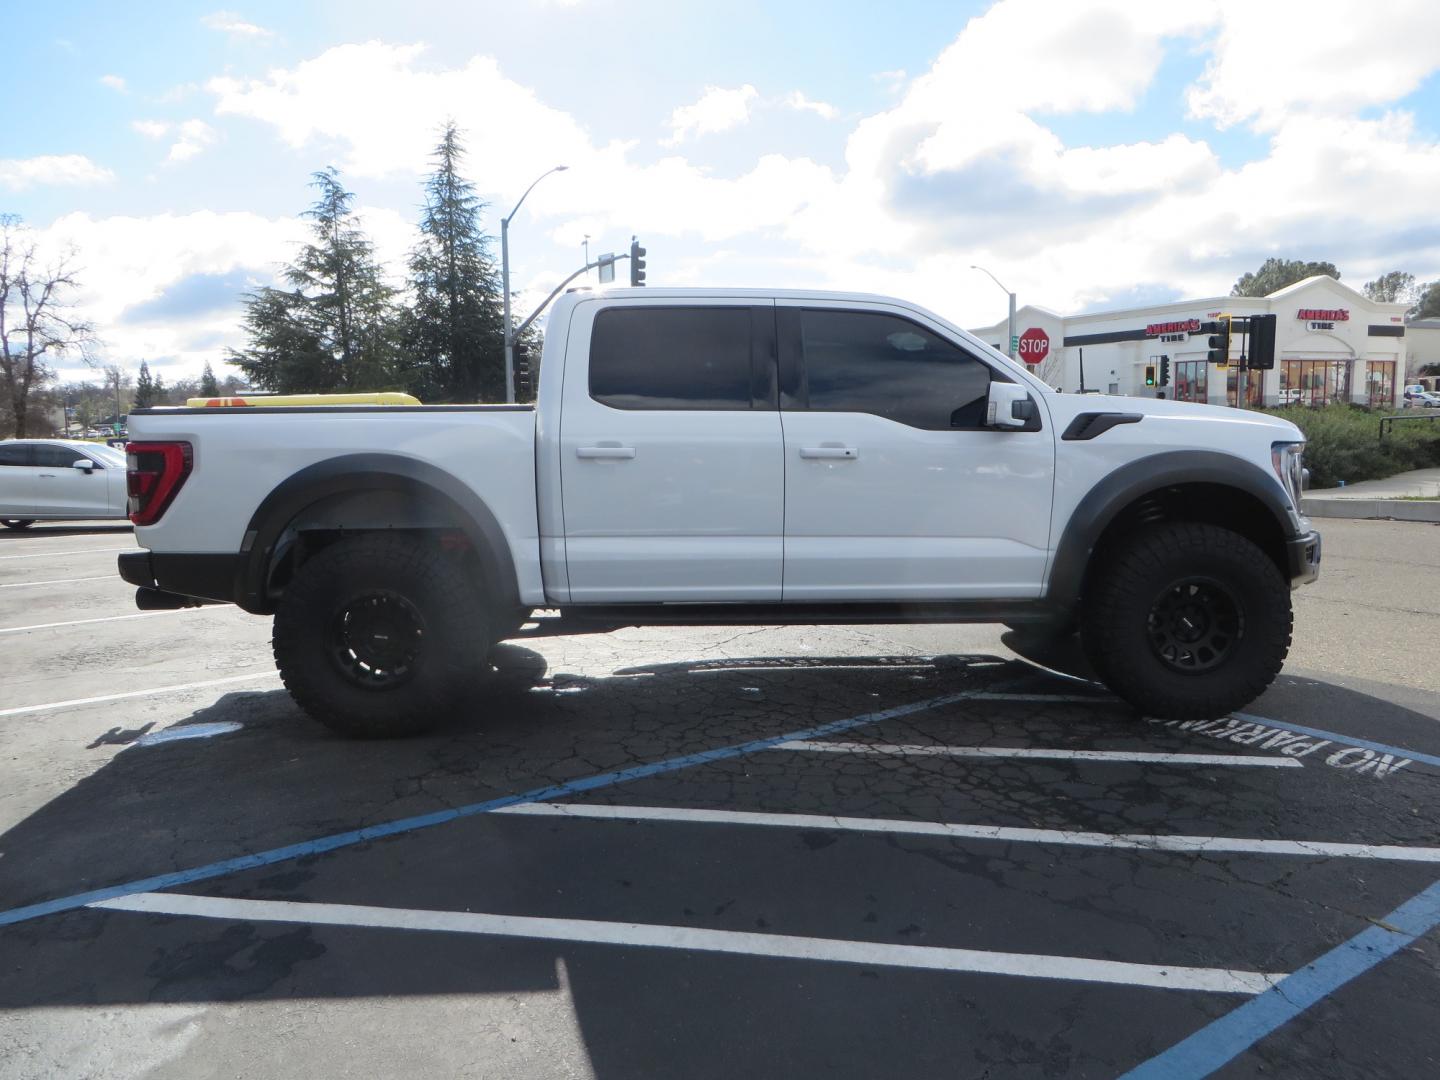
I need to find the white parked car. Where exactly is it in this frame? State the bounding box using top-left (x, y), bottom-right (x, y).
top-left (1404, 390), bottom-right (1440, 409)
top-left (0, 439), bottom-right (131, 529)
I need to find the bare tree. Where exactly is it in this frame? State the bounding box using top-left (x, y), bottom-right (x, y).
top-left (0, 215), bottom-right (96, 437)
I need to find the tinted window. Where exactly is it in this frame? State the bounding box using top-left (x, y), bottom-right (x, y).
top-left (32, 444), bottom-right (87, 468)
top-left (590, 306), bottom-right (753, 410)
top-left (799, 309), bottom-right (993, 430)
top-left (0, 443), bottom-right (33, 466)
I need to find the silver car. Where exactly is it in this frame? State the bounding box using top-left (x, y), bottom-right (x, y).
top-left (0, 439), bottom-right (130, 529)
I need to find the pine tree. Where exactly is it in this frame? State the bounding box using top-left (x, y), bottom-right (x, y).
top-left (199, 361), bottom-right (220, 397)
top-left (401, 124), bottom-right (505, 402)
top-left (231, 168), bottom-right (398, 392)
top-left (133, 361), bottom-right (158, 409)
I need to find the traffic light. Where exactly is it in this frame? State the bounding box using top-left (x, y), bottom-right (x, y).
top-left (1206, 316), bottom-right (1231, 367)
top-left (514, 342), bottom-right (534, 400)
top-left (1144, 364), bottom-right (1156, 387)
top-left (629, 237), bottom-right (647, 287)
top-left (1248, 313), bottom-right (1277, 370)
top-left (1160, 356), bottom-right (1171, 387)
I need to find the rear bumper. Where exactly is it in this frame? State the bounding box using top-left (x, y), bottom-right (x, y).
top-left (118, 551), bottom-right (241, 606)
top-left (1286, 529), bottom-right (1322, 587)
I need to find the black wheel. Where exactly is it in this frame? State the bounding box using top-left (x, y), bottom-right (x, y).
top-left (2, 519), bottom-right (36, 530)
top-left (1081, 523), bottom-right (1292, 722)
top-left (273, 534), bottom-right (493, 737)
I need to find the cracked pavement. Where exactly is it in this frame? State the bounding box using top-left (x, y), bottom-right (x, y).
top-left (1, 519), bottom-right (1438, 1079)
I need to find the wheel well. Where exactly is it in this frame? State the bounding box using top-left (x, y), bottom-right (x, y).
top-left (265, 489), bottom-right (474, 592)
top-left (1084, 482), bottom-right (1289, 597)
top-left (251, 481), bottom-right (516, 619)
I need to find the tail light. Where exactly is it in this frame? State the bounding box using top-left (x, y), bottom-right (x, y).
top-left (126, 441), bottom-right (193, 526)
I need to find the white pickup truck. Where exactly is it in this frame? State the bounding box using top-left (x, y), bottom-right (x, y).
top-left (119, 288), bottom-right (1320, 737)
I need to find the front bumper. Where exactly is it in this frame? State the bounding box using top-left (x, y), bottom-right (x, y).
top-left (1286, 529), bottom-right (1322, 587)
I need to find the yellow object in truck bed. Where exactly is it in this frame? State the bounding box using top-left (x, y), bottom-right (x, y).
top-left (186, 392), bottom-right (422, 408)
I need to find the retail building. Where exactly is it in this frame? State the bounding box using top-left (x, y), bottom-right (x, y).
top-left (970, 275), bottom-right (1409, 408)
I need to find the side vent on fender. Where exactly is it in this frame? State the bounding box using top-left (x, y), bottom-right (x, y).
top-left (1061, 412), bottom-right (1143, 442)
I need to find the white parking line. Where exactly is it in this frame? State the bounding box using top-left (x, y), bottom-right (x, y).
top-left (0, 546), bottom-right (133, 561)
top-left (0, 671), bottom-right (279, 718)
top-left (0, 609), bottom-right (203, 635)
top-left (91, 891), bottom-right (1282, 994)
top-left (498, 802), bottom-right (1440, 863)
top-left (0, 575), bottom-right (116, 589)
top-left (965, 692), bottom-right (1117, 703)
top-left (773, 741), bottom-right (1302, 768)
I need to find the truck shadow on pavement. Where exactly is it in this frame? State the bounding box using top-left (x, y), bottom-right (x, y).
top-left (3, 651), bottom-right (1438, 1079)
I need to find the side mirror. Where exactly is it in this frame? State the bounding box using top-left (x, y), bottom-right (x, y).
top-left (73, 459), bottom-right (97, 472)
top-left (986, 382), bottom-right (1034, 429)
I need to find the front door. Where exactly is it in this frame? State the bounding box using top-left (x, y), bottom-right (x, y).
top-left (777, 302), bottom-right (1055, 601)
top-left (558, 299), bottom-right (783, 603)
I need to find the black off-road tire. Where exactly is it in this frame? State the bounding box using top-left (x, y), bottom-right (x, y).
top-left (1081, 522), bottom-right (1292, 722)
top-left (1, 519), bottom-right (36, 530)
top-left (273, 534), bottom-right (493, 738)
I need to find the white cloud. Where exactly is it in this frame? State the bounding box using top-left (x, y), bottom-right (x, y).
top-left (165, 119), bottom-right (219, 163)
top-left (99, 74), bottom-right (127, 93)
top-left (1188, 0), bottom-right (1440, 130)
top-left (662, 84), bottom-right (760, 145)
top-left (38, 210), bottom-right (305, 380)
top-left (201, 10), bottom-right (274, 39)
top-left (0, 155), bottom-right (115, 192)
top-left (132, 120), bottom-right (171, 139)
top-left (209, 43), bottom-right (599, 194)
top-left (784, 91), bottom-right (838, 120)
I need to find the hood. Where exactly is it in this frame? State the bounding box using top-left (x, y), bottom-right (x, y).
top-left (1043, 393), bottom-right (1305, 441)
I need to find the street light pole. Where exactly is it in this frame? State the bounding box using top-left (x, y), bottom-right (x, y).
top-left (501, 164), bottom-right (569, 403)
top-left (971, 264), bottom-right (1016, 360)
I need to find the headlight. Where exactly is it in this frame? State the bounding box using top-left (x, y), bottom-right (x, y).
top-left (1271, 442), bottom-right (1305, 507)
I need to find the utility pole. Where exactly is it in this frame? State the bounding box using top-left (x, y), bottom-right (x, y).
top-left (501, 165), bottom-right (569, 404)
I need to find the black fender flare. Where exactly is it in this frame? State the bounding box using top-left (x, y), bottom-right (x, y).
top-left (236, 454), bottom-right (520, 614)
top-left (1046, 450), bottom-right (1297, 612)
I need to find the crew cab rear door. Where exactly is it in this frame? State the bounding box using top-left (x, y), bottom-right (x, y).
top-left (777, 301), bottom-right (1055, 600)
top-left (558, 299), bottom-right (782, 602)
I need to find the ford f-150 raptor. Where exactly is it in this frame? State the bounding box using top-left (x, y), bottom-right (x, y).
top-left (118, 288), bottom-right (1321, 737)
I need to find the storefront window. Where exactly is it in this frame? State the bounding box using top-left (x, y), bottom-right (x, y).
top-left (1280, 360), bottom-right (1351, 407)
top-left (1225, 367), bottom-right (1264, 408)
top-left (1365, 361), bottom-right (1396, 409)
top-left (1174, 360), bottom-right (1208, 403)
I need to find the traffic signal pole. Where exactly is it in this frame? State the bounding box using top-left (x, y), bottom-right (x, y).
top-left (512, 254), bottom-right (630, 342)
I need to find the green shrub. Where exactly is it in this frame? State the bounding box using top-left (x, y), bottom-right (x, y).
top-left (1256, 404), bottom-right (1440, 488)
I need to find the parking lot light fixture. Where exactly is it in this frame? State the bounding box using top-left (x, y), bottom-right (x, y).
top-left (972, 264), bottom-right (1016, 360)
top-left (502, 165), bottom-right (569, 404)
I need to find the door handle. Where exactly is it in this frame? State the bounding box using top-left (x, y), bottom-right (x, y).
top-left (576, 446), bottom-right (636, 460)
top-left (799, 446), bottom-right (858, 460)
top-left (38, 473), bottom-right (57, 479)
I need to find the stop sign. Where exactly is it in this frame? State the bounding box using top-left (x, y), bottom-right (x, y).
top-left (1018, 327), bottom-right (1049, 366)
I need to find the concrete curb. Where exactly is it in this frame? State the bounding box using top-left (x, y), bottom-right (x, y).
top-left (1301, 498), bottom-right (1440, 523)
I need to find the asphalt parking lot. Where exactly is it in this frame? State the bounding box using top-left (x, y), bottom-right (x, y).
top-left (1, 519), bottom-right (1438, 1079)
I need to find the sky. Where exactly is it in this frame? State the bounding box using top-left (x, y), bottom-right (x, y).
top-left (3, 0), bottom-right (1439, 386)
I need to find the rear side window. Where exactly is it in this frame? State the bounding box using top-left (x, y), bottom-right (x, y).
top-left (590, 306), bottom-right (753, 410)
top-left (799, 309), bottom-right (993, 430)
top-left (32, 444), bottom-right (86, 468)
top-left (0, 443), bottom-right (34, 466)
